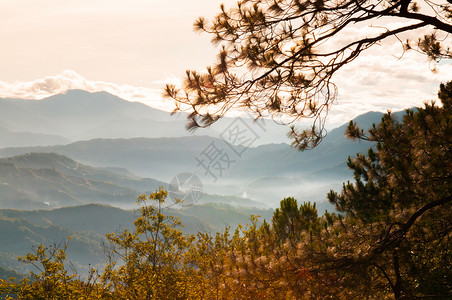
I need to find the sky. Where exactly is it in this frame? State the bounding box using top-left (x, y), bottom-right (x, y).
top-left (0, 0), bottom-right (451, 128)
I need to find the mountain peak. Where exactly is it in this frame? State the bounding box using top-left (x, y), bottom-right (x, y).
top-left (45, 89), bottom-right (123, 104)
top-left (61, 89), bottom-right (92, 96)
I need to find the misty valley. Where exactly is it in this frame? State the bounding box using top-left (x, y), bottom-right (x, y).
top-left (0, 90), bottom-right (379, 274)
top-left (1, 0), bottom-right (451, 297)
top-left (1, 86), bottom-right (450, 299)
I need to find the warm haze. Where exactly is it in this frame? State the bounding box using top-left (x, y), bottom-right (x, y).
top-left (0, 0), bottom-right (451, 128)
top-left (0, 1), bottom-right (450, 298)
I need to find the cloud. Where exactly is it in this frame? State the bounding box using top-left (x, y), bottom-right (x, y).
top-left (312, 16), bottom-right (452, 127)
top-left (324, 49), bottom-right (452, 127)
top-left (0, 70), bottom-right (174, 111)
top-left (0, 57), bottom-right (449, 131)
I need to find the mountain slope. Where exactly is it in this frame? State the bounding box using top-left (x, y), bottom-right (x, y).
top-left (0, 90), bottom-right (290, 146)
top-left (0, 153), bottom-right (166, 209)
top-left (0, 152), bottom-right (263, 210)
top-left (0, 109), bottom-right (404, 206)
top-left (0, 126), bottom-right (70, 148)
top-left (0, 134), bottom-right (365, 206)
top-left (0, 110), bottom-right (389, 180)
top-left (0, 90), bottom-right (216, 143)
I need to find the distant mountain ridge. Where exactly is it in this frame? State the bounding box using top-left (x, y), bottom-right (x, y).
top-left (0, 131), bottom-right (370, 207)
top-left (0, 151), bottom-right (166, 209)
top-left (0, 90), bottom-right (193, 143)
top-left (0, 152), bottom-right (264, 210)
top-left (0, 89), bottom-right (409, 206)
top-left (0, 109), bottom-right (386, 183)
top-left (0, 126), bottom-right (70, 148)
top-left (0, 89), bottom-right (401, 149)
top-left (0, 89), bottom-right (290, 146)
top-left (0, 89), bottom-right (409, 149)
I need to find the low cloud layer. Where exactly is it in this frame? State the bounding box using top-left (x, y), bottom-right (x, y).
top-left (0, 1), bottom-right (450, 130)
top-left (0, 70), bottom-right (174, 112)
top-left (0, 57), bottom-right (450, 129)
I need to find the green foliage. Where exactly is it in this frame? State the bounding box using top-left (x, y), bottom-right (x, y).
top-left (272, 197), bottom-right (318, 243)
top-left (186, 81), bottom-right (451, 299)
top-left (187, 82), bottom-right (451, 299)
top-left (325, 82), bottom-right (452, 298)
top-left (101, 188), bottom-right (198, 299)
top-left (166, 0), bottom-right (452, 149)
top-left (0, 238), bottom-right (106, 300)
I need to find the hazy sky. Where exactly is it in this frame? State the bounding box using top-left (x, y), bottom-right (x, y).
top-left (0, 0), bottom-right (450, 127)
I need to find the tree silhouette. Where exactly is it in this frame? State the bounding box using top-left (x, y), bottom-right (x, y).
top-left (165, 0), bottom-right (452, 149)
top-left (326, 81), bottom-right (452, 298)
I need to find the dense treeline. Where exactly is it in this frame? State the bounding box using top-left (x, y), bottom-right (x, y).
top-left (1, 82), bottom-right (451, 299)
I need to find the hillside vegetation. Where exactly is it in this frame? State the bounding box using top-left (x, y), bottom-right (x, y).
top-left (1, 82), bottom-right (450, 299)
top-left (0, 202), bottom-right (273, 278)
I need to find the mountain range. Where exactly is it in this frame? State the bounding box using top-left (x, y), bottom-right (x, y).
top-left (0, 90), bottom-right (397, 207)
top-left (0, 152), bottom-right (264, 210)
top-left (0, 89), bottom-right (409, 280)
top-left (0, 89), bottom-right (291, 147)
top-left (0, 114), bottom-right (385, 207)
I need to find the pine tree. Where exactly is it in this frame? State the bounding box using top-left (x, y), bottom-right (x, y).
top-left (165, 0), bottom-right (452, 149)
